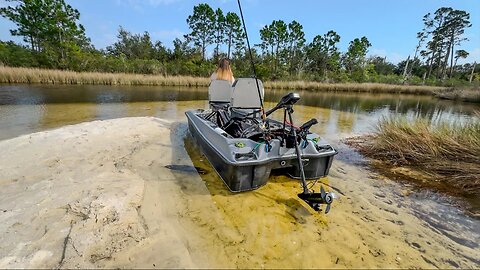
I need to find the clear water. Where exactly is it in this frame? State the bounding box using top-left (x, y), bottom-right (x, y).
top-left (0, 84), bottom-right (479, 268)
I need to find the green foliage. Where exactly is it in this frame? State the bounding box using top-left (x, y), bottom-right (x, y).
top-left (212, 8), bottom-right (225, 59)
top-left (306, 30), bottom-right (341, 80)
top-left (224, 12), bottom-right (245, 59)
top-left (0, 2), bottom-right (477, 87)
top-left (420, 7), bottom-right (471, 80)
top-left (0, 40), bottom-right (38, 67)
top-left (0, 0), bottom-right (49, 51)
top-left (343, 36), bottom-right (371, 75)
top-left (106, 27), bottom-right (167, 61)
top-left (185, 3), bottom-right (215, 60)
top-left (368, 56), bottom-right (395, 75)
top-left (0, 0), bottom-right (90, 68)
top-left (258, 19), bottom-right (307, 79)
top-left (286, 20), bottom-right (306, 76)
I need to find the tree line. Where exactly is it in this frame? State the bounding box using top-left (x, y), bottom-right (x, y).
top-left (0, 1), bottom-right (478, 86)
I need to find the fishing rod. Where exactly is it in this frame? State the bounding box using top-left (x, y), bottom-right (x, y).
top-left (237, 0), bottom-right (267, 122)
top-left (236, 0), bottom-right (335, 213)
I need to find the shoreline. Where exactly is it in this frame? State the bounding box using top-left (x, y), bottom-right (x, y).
top-left (0, 117), bottom-right (217, 268)
top-left (0, 66), bottom-right (449, 95)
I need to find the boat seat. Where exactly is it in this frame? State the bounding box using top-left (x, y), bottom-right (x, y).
top-left (230, 78), bottom-right (264, 118)
top-left (209, 80), bottom-right (233, 109)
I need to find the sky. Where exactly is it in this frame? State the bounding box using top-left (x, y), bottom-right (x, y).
top-left (0, 0), bottom-right (479, 64)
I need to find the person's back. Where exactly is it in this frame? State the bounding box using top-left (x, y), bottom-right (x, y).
top-left (210, 58), bottom-right (235, 84)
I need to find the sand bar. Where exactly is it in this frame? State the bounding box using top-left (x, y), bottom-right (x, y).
top-left (0, 117), bottom-right (225, 268)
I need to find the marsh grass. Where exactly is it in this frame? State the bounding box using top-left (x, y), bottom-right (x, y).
top-left (264, 80), bottom-right (447, 95)
top-left (435, 88), bottom-right (480, 103)
top-left (0, 66), bottom-right (210, 86)
top-left (0, 66), bottom-right (449, 94)
top-left (347, 117), bottom-right (480, 194)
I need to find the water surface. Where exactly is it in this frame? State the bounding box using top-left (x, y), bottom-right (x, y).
top-left (0, 84), bottom-right (479, 268)
top-left (0, 84), bottom-right (478, 141)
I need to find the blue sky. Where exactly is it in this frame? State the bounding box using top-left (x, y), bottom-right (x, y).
top-left (0, 0), bottom-right (479, 64)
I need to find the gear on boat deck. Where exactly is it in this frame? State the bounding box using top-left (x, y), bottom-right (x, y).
top-left (185, 78), bottom-right (338, 213)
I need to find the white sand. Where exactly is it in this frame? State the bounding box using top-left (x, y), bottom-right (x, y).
top-left (0, 117), bottom-right (213, 268)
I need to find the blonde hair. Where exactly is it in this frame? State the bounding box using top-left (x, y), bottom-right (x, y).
top-left (215, 58), bottom-right (234, 82)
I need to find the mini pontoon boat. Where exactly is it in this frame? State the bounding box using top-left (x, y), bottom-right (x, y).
top-left (186, 78), bottom-right (338, 213)
top-left (186, 0), bottom-right (338, 213)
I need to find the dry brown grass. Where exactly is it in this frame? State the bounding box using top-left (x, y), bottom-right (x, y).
top-left (347, 117), bottom-right (480, 194)
top-left (264, 80), bottom-right (447, 95)
top-left (435, 88), bottom-right (480, 103)
top-left (0, 66), bottom-right (210, 86)
top-left (0, 66), bottom-right (450, 95)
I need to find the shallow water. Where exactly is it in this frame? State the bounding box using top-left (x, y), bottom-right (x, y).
top-left (0, 84), bottom-right (479, 141)
top-left (0, 84), bottom-right (479, 268)
top-left (180, 125), bottom-right (480, 268)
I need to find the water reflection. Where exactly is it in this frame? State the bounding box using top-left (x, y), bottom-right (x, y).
top-left (337, 111), bottom-right (356, 133)
top-left (0, 84), bottom-right (207, 105)
top-left (0, 84), bottom-right (479, 141)
top-left (266, 90), bottom-right (478, 122)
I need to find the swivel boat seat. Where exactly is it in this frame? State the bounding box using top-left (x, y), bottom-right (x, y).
top-left (230, 78), bottom-right (264, 119)
top-left (208, 80), bottom-right (234, 110)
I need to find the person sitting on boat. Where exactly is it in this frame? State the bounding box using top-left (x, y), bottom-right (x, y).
top-left (210, 58), bottom-right (235, 84)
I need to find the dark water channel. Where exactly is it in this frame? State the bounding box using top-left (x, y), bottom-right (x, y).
top-left (0, 84), bottom-right (479, 268)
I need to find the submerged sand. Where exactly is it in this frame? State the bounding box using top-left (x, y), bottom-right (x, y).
top-left (0, 117), bottom-right (478, 269)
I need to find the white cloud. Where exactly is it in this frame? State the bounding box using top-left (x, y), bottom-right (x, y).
top-left (115, 0), bottom-right (181, 12)
top-left (147, 0), bottom-right (181, 6)
top-left (115, 0), bottom-right (179, 6)
top-left (368, 48), bottom-right (407, 64)
top-left (151, 29), bottom-right (185, 45)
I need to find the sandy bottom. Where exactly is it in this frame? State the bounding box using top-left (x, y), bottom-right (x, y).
top-left (0, 117), bottom-right (478, 269)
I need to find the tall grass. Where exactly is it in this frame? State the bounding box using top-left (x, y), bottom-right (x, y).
top-left (0, 66), bottom-right (210, 86)
top-left (348, 117), bottom-right (480, 194)
top-left (435, 88), bottom-right (480, 103)
top-left (264, 80), bottom-right (447, 95)
top-left (0, 66), bottom-right (450, 94)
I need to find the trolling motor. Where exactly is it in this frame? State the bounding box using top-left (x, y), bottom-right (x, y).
top-left (265, 92), bottom-right (300, 116)
top-left (267, 93), bottom-right (335, 213)
top-left (236, 0), bottom-right (334, 213)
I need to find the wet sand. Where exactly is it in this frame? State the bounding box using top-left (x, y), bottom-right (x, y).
top-left (0, 117), bottom-right (479, 268)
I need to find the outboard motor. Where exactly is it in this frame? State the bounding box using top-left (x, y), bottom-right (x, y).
top-left (267, 92), bottom-right (336, 213)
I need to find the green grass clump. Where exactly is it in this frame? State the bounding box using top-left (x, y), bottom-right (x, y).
top-left (352, 116), bottom-right (480, 194)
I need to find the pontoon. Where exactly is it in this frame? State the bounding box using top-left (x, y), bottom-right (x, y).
top-left (186, 78), bottom-right (338, 212)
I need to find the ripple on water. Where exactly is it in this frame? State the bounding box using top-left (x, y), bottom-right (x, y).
top-left (0, 94), bottom-right (15, 105)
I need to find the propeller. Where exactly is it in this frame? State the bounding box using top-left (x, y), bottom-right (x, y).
top-left (321, 186), bottom-right (334, 214)
top-left (297, 185), bottom-right (335, 213)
